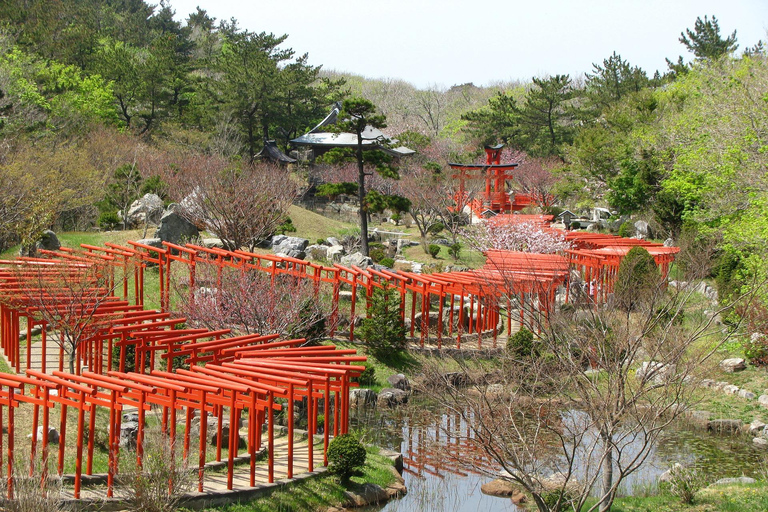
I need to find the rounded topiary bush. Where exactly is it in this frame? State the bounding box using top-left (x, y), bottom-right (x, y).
top-left (617, 221), bottom-right (632, 238)
top-left (327, 433), bottom-right (366, 479)
top-left (427, 244), bottom-right (441, 258)
top-left (379, 257), bottom-right (395, 268)
top-left (614, 246), bottom-right (661, 311)
top-left (507, 327), bottom-right (538, 359)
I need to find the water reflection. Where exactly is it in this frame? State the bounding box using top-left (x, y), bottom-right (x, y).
top-left (352, 399), bottom-right (764, 512)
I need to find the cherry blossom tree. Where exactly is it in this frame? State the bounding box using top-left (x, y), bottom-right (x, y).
top-left (462, 218), bottom-right (571, 254)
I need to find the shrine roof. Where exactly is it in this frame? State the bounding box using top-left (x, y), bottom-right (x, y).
top-left (290, 102), bottom-right (415, 156)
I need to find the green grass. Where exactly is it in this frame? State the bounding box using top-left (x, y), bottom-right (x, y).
top-left (288, 205), bottom-right (357, 243)
top-left (599, 482), bottom-right (768, 512)
top-left (204, 447), bottom-right (397, 512)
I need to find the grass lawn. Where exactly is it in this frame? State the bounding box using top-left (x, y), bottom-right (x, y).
top-left (603, 482), bottom-right (768, 511)
top-left (204, 446), bottom-right (397, 512)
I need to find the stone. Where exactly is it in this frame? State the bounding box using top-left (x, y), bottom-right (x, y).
top-left (340, 252), bottom-right (373, 270)
top-left (272, 237), bottom-right (309, 257)
top-left (663, 237), bottom-right (675, 247)
top-left (442, 372), bottom-right (469, 387)
top-left (30, 426), bottom-right (59, 445)
top-left (306, 244), bottom-right (328, 260)
top-left (634, 220), bottom-right (650, 239)
top-left (123, 412), bottom-right (140, 423)
top-left (538, 472), bottom-right (581, 494)
top-left (350, 388), bottom-right (378, 408)
top-left (154, 207), bottom-right (199, 245)
top-left (707, 419), bottom-right (743, 434)
top-left (120, 421), bottom-right (139, 449)
top-left (714, 476), bottom-right (757, 485)
top-left (739, 389), bottom-right (757, 400)
top-left (759, 395), bottom-right (768, 408)
top-left (687, 410), bottom-right (712, 429)
top-left (754, 437), bottom-right (768, 449)
top-left (511, 492), bottom-right (528, 505)
top-left (658, 463), bottom-right (682, 483)
top-left (481, 478), bottom-right (518, 497)
top-left (636, 361), bottom-right (675, 384)
top-left (385, 479), bottom-right (407, 499)
top-left (136, 238), bottom-right (164, 250)
top-left (695, 281), bottom-right (718, 302)
top-left (751, 332), bottom-right (766, 343)
top-left (749, 419), bottom-right (766, 435)
top-left (211, 424), bottom-right (247, 449)
top-left (377, 388), bottom-right (409, 407)
top-left (36, 230), bottom-right (61, 252)
top-left (201, 238), bottom-right (227, 249)
top-left (413, 311), bottom-right (442, 329)
top-left (722, 385), bottom-right (740, 395)
top-left (326, 237), bottom-right (340, 246)
top-left (387, 374), bottom-right (411, 392)
top-left (343, 483), bottom-right (389, 507)
top-left (327, 245), bottom-right (345, 263)
top-left (720, 358), bottom-right (747, 373)
top-left (700, 379), bottom-right (715, 388)
top-left (126, 193), bottom-right (165, 227)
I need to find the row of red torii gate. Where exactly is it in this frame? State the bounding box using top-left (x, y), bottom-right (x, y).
top-left (0, 219), bottom-right (678, 501)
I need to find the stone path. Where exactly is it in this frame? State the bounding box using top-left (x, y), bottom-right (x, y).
top-left (60, 435), bottom-right (327, 500)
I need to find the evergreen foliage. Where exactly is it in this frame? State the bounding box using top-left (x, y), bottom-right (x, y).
top-left (614, 247), bottom-right (661, 311)
top-left (327, 434), bottom-right (367, 479)
top-left (357, 288), bottom-right (407, 358)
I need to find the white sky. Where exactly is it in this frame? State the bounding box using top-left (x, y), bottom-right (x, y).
top-left (170, 0), bottom-right (768, 89)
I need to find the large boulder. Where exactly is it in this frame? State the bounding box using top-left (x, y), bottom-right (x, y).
top-left (350, 388), bottom-right (378, 408)
top-left (377, 388), bottom-right (409, 407)
top-left (126, 193), bottom-right (165, 227)
top-left (634, 220), bottom-right (651, 239)
top-left (707, 419), bottom-right (743, 434)
top-left (481, 479), bottom-right (518, 497)
top-left (272, 236), bottom-right (309, 259)
top-left (136, 238), bottom-right (164, 250)
top-left (154, 206), bottom-right (199, 245)
top-left (306, 244), bottom-right (328, 260)
top-left (341, 252), bottom-right (373, 269)
top-left (327, 245), bottom-right (345, 263)
top-left (37, 230), bottom-right (61, 252)
top-left (343, 483), bottom-right (389, 507)
top-left (635, 361), bottom-right (675, 384)
top-left (387, 374), bottom-right (411, 392)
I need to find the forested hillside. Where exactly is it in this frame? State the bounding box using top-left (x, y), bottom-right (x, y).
top-left (0, 1), bottom-right (767, 321)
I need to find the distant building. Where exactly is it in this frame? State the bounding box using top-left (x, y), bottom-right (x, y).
top-left (290, 102), bottom-right (415, 161)
top-left (255, 140), bottom-right (297, 165)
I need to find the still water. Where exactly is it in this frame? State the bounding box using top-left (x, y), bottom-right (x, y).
top-left (351, 400), bottom-right (764, 512)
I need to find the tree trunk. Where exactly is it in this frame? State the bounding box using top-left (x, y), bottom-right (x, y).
top-left (356, 132), bottom-right (369, 256)
top-left (599, 431), bottom-right (614, 512)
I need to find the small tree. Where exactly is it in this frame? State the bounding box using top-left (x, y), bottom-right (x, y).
top-left (614, 246), bottom-right (662, 311)
top-left (0, 258), bottom-right (131, 374)
top-left (173, 264), bottom-right (327, 340)
top-left (680, 15), bottom-right (738, 59)
top-left (330, 98), bottom-right (400, 256)
top-left (327, 433), bottom-right (367, 481)
top-left (163, 155), bottom-right (297, 251)
top-left (118, 429), bottom-right (193, 512)
top-left (357, 288), bottom-right (407, 358)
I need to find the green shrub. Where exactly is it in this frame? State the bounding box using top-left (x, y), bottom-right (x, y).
top-left (666, 464), bottom-right (706, 505)
top-left (99, 211), bottom-right (121, 230)
top-left (353, 362), bottom-right (376, 386)
top-left (357, 289), bottom-right (407, 358)
top-left (369, 248), bottom-right (386, 263)
top-left (379, 257), bottom-right (395, 268)
top-left (327, 433), bottom-right (366, 479)
top-left (276, 217), bottom-right (297, 234)
top-left (448, 242), bottom-right (462, 261)
top-left (744, 335), bottom-right (768, 366)
top-left (570, 221), bottom-right (581, 229)
top-left (540, 489), bottom-right (576, 512)
top-left (614, 246), bottom-right (661, 311)
top-left (427, 222), bottom-right (444, 235)
top-left (617, 221), bottom-right (632, 238)
top-left (507, 327), bottom-right (538, 359)
top-left (427, 244), bottom-right (441, 258)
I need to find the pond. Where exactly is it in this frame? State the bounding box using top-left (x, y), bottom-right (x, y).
top-left (351, 399), bottom-right (766, 512)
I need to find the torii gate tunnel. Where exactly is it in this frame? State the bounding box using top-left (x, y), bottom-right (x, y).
top-left (0, 228), bottom-right (678, 498)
